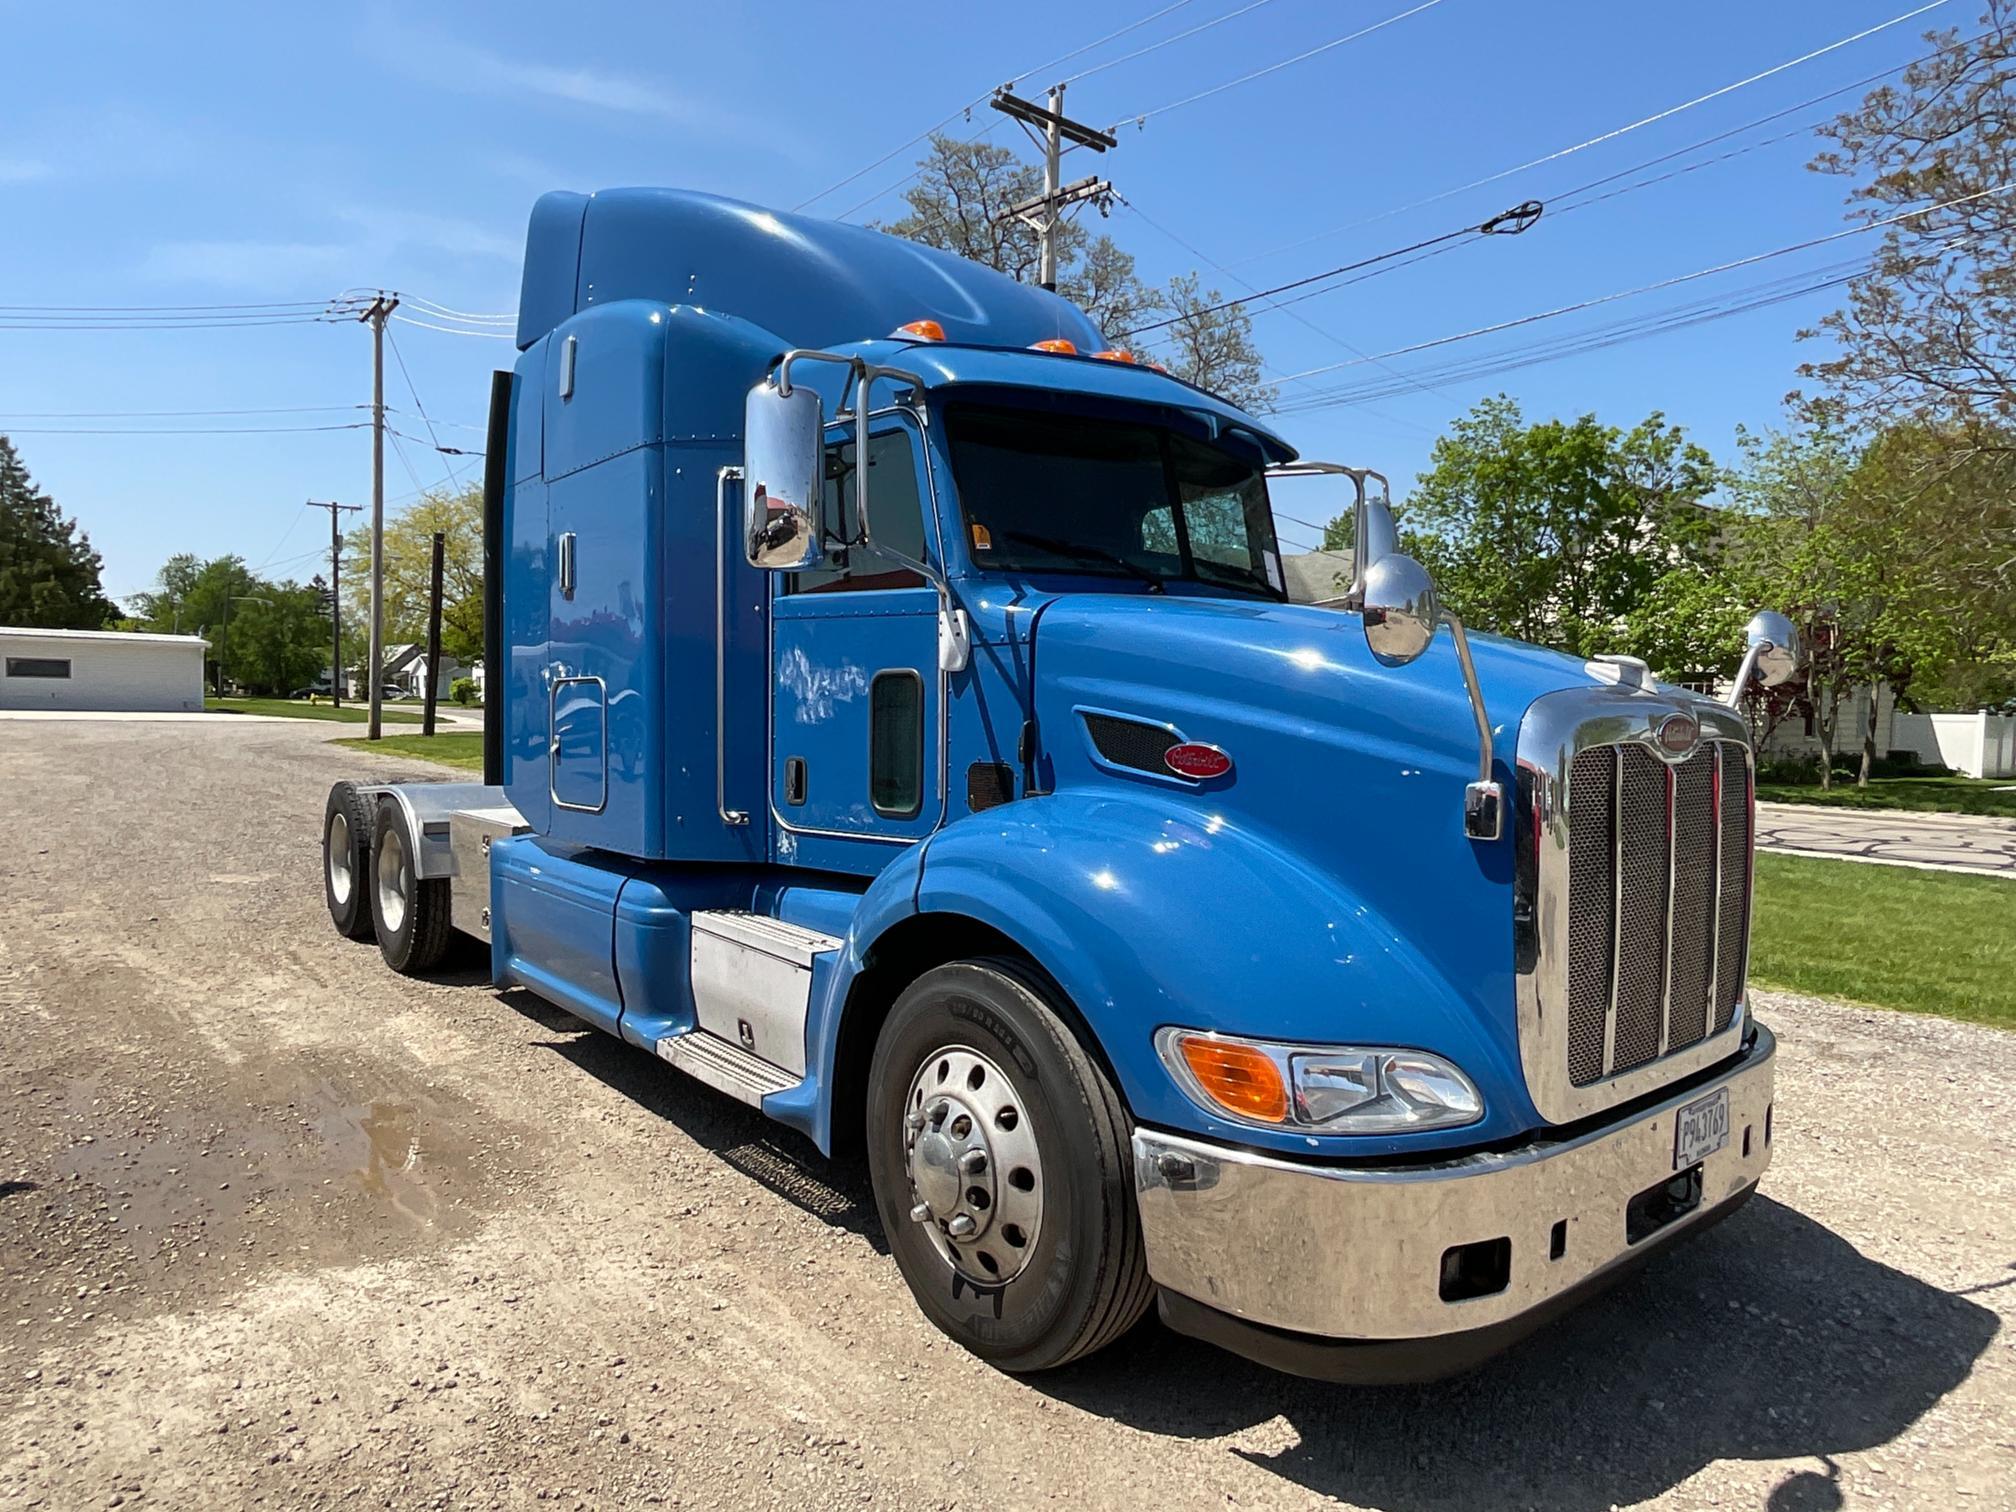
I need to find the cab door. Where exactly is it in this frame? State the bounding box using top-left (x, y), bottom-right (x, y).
top-left (769, 414), bottom-right (942, 858)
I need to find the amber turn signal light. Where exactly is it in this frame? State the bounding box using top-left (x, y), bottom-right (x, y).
top-left (1029, 338), bottom-right (1078, 354)
top-left (893, 319), bottom-right (946, 342)
top-left (1175, 1034), bottom-right (1289, 1123)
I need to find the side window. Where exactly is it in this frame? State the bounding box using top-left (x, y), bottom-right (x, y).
top-left (792, 427), bottom-right (929, 594)
top-left (1182, 487), bottom-right (1258, 572)
top-left (869, 671), bottom-right (924, 817)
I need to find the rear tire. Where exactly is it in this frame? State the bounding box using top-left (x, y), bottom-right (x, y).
top-left (323, 782), bottom-right (376, 940)
top-left (865, 957), bottom-right (1152, 1373)
top-left (370, 797), bottom-right (453, 975)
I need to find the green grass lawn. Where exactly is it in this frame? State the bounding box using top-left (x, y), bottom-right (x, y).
top-left (1755, 775), bottom-right (2016, 818)
top-left (1750, 852), bottom-right (2016, 1029)
top-left (330, 730), bottom-right (485, 770)
top-left (207, 697), bottom-right (421, 725)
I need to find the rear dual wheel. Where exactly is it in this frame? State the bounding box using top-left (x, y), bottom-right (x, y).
top-left (369, 797), bottom-right (453, 975)
top-left (866, 958), bottom-right (1152, 1373)
top-left (323, 782), bottom-right (376, 940)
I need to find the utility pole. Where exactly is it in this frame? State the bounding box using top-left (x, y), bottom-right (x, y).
top-left (422, 531), bottom-right (445, 739)
top-left (358, 292), bottom-right (400, 739)
top-left (307, 500), bottom-right (361, 705)
top-left (991, 85), bottom-right (1117, 292)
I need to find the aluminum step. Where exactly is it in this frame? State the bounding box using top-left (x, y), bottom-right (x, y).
top-left (657, 1030), bottom-right (800, 1109)
top-left (690, 909), bottom-right (844, 965)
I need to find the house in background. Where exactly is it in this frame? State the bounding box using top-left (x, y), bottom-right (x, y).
top-left (346, 645), bottom-right (466, 702)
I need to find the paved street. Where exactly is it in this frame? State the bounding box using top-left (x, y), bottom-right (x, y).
top-left (1757, 801), bottom-right (2016, 878)
top-left (2, 719), bottom-right (2012, 1511)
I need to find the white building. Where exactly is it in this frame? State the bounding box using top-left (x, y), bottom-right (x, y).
top-left (0, 627), bottom-right (209, 712)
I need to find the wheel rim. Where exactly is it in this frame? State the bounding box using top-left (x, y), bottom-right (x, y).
top-left (327, 811), bottom-right (352, 906)
top-left (901, 1045), bottom-right (1044, 1286)
top-left (375, 822), bottom-right (409, 935)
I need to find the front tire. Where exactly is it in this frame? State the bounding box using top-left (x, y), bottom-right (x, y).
top-left (370, 797), bottom-right (453, 975)
top-left (866, 958), bottom-right (1152, 1373)
top-left (323, 782), bottom-right (376, 940)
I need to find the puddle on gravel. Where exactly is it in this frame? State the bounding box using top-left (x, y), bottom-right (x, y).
top-left (314, 1097), bottom-right (445, 1227)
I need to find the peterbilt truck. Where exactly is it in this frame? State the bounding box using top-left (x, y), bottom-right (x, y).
top-left (320, 187), bottom-right (1801, 1382)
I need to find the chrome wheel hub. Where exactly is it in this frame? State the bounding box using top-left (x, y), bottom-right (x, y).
top-left (327, 812), bottom-right (353, 905)
top-left (901, 1045), bottom-right (1043, 1286)
top-left (375, 822), bottom-right (409, 935)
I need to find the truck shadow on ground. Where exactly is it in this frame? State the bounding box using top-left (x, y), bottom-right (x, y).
top-left (1037, 1195), bottom-right (2000, 1512)
top-left (495, 988), bottom-right (888, 1253)
top-left (491, 990), bottom-right (1998, 1510)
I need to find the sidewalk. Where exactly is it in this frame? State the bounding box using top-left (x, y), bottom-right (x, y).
top-left (1756, 800), bottom-right (2016, 879)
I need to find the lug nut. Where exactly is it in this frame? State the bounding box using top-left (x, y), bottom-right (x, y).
top-left (958, 1150), bottom-right (987, 1175)
top-left (946, 1214), bottom-right (976, 1239)
top-left (929, 1101), bottom-right (950, 1126)
top-left (906, 1110), bottom-right (925, 1132)
top-left (909, 1202), bottom-right (932, 1223)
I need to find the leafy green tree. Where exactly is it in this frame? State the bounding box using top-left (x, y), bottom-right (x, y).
top-left (129, 554), bottom-right (335, 695)
top-left (1804, 5), bottom-right (2016, 446)
top-left (1374, 396), bottom-right (1719, 659)
top-left (342, 485), bottom-right (484, 663)
top-left (882, 134), bottom-right (1272, 410)
top-left (0, 435), bottom-right (116, 628)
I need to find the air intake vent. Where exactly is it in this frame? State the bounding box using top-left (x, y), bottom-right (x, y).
top-left (1082, 713), bottom-right (1179, 775)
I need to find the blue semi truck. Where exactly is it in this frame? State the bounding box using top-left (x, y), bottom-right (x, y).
top-left (322, 187), bottom-right (1802, 1382)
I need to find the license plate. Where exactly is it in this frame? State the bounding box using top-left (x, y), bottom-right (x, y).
top-left (1673, 1088), bottom-right (1730, 1170)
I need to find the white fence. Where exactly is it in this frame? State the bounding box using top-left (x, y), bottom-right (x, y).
top-left (1891, 711), bottom-right (2016, 779)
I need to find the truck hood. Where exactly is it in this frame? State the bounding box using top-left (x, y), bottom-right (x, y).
top-left (1019, 592), bottom-right (1612, 1117)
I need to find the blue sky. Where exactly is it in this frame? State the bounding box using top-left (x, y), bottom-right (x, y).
top-left (0, 0), bottom-right (1958, 601)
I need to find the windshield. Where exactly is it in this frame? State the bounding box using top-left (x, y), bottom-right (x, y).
top-left (943, 402), bottom-right (1285, 598)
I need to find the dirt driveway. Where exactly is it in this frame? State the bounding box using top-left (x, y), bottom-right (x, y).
top-left (1, 719), bottom-right (2010, 1511)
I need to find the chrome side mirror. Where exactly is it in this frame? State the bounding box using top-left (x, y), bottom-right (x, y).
top-left (1746, 610), bottom-right (1801, 688)
top-left (743, 380), bottom-right (826, 571)
top-left (1725, 609), bottom-right (1802, 706)
top-left (1356, 498), bottom-right (1397, 587)
top-left (1361, 553), bottom-right (1439, 667)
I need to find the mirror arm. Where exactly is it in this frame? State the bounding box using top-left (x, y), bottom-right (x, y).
top-left (1265, 462), bottom-right (1390, 608)
top-left (1442, 610), bottom-right (1502, 841)
top-left (1724, 643), bottom-right (1765, 709)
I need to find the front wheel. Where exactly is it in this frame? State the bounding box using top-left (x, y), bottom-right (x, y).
top-left (865, 958), bottom-right (1152, 1373)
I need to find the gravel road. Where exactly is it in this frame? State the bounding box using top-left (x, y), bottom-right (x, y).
top-left (1, 718), bottom-right (2011, 1511)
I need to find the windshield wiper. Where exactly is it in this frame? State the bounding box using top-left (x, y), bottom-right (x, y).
top-left (996, 530), bottom-right (1165, 593)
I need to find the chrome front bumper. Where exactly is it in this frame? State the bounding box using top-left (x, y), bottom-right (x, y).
top-left (1133, 1025), bottom-right (1775, 1359)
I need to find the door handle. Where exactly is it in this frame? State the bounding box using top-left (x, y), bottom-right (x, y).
top-left (557, 531), bottom-right (577, 599)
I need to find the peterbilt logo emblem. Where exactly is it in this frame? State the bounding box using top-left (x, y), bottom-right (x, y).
top-left (1164, 743), bottom-right (1233, 780)
top-left (1656, 713), bottom-right (1700, 757)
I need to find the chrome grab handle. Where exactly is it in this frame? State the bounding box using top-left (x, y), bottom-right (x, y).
top-left (716, 466), bottom-right (751, 827)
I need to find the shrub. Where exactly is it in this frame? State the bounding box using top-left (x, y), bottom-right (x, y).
top-left (450, 677), bottom-right (478, 707)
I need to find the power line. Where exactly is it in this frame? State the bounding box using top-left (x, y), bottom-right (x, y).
top-left (1057, 0), bottom-right (1284, 86)
top-left (1121, 197), bottom-right (1539, 335)
top-left (400, 293), bottom-right (515, 324)
top-left (1234, 0), bottom-right (1956, 266)
top-left (0, 316), bottom-right (351, 332)
top-left (0, 422), bottom-right (372, 435)
top-left (385, 327), bottom-right (469, 495)
top-left (390, 313), bottom-right (514, 339)
top-left (0, 404), bottom-right (366, 419)
top-left (1109, 0), bottom-right (1453, 128)
top-left (1270, 182), bottom-right (2010, 388)
top-left (0, 298), bottom-right (345, 313)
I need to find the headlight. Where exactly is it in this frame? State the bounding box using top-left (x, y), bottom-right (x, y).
top-left (1156, 1028), bottom-right (1483, 1134)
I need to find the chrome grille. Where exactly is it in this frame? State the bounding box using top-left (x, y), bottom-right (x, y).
top-left (1563, 739), bottom-right (1750, 1088)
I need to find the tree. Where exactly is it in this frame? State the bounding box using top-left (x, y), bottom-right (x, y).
top-left (1373, 396), bottom-right (1720, 660)
top-left (232, 582), bottom-right (333, 696)
top-left (882, 134), bottom-right (1273, 410)
top-left (1803, 5), bottom-right (2016, 446)
top-left (342, 486), bottom-right (484, 664)
top-left (0, 435), bottom-right (116, 628)
top-left (129, 553), bottom-right (335, 695)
